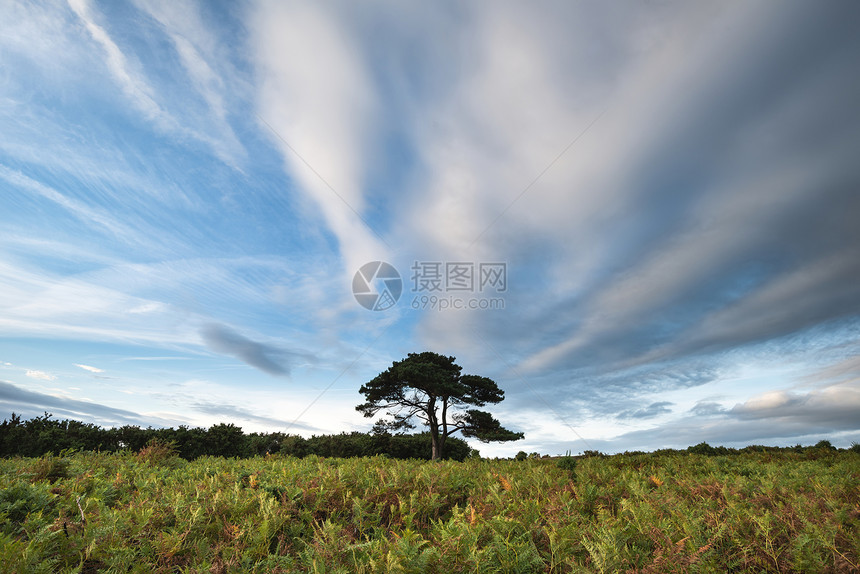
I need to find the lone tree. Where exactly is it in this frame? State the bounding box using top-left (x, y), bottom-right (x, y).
top-left (357, 352), bottom-right (523, 460)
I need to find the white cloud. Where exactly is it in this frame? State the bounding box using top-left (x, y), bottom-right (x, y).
top-left (730, 384), bottom-right (860, 425)
top-left (0, 164), bottom-right (150, 248)
top-left (0, 1), bottom-right (83, 76)
top-left (128, 302), bottom-right (165, 314)
top-left (65, 0), bottom-right (244, 167)
top-left (251, 1), bottom-right (388, 275)
top-left (66, 0), bottom-right (169, 127)
top-left (0, 254), bottom-right (193, 345)
top-left (74, 364), bottom-right (105, 373)
top-left (131, 0), bottom-right (246, 166)
top-left (406, 2), bottom-right (713, 356)
top-left (736, 391), bottom-right (794, 412)
top-left (0, 250), bottom-right (340, 367)
top-left (26, 370), bottom-right (56, 381)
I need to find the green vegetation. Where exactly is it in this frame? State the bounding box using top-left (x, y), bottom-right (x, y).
top-left (1, 448), bottom-right (857, 572)
top-left (0, 413), bottom-right (471, 461)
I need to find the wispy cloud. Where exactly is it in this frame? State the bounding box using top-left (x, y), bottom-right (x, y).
top-left (131, 0), bottom-right (246, 166)
top-left (193, 402), bottom-right (318, 433)
top-left (200, 323), bottom-right (297, 377)
top-left (0, 165), bottom-right (147, 247)
top-left (74, 364), bottom-right (104, 373)
top-left (251, 1), bottom-right (387, 274)
top-left (66, 0), bottom-right (171, 128)
top-left (0, 380), bottom-right (177, 427)
top-left (25, 370), bottom-right (56, 381)
top-left (617, 401), bottom-right (674, 420)
top-left (0, 250), bottom-right (332, 353)
top-left (62, 0), bottom-right (247, 169)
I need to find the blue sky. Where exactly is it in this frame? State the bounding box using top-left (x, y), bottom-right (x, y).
top-left (2, 0), bottom-right (859, 456)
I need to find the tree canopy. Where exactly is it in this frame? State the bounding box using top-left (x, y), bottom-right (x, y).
top-left (357, 352), bottom-right (523, 460)
top-left (0, 413), bottom-right (472, 461)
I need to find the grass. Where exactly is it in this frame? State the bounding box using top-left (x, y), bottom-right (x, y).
top-left (0, 449), bottom-right (857, 572)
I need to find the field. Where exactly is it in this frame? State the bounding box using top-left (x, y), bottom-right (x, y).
top-left (1, 448), bottom-right (858, 573)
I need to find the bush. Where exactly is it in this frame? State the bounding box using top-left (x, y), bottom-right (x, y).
top-left (557, 451), bottom-right (577, 472)
top-left (688, 442), bottom-right (717, 456)
top-left (515, 451), bottom-right (528, 461)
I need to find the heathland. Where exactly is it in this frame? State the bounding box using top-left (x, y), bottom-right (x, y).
top-left (1, 444), bottom-right (858, 573)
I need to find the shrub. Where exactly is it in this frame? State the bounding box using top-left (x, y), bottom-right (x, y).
top-left (557, 451), bottom-right (577, 472)
top-left (137, 438), bottom-right (180, 465)
top-left (515, 451), bottom-right (528, 461)
top-left (688, 442), bottom-right (717, 456)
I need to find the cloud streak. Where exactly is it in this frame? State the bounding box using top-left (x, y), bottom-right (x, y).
top-left (200, 324), bottom-right (295, 377)
top-left (193, 402), bottom-right (318, 433)
top-left (617, 402), bottom-right (674, 421)
top-left (251, 0), bottom-right (388, 274)
top-left (0, 380), bottom-right (175, 427)
top-left (74, 364), bottom-right (105, 373)
top-left (407, 2), bottom-right (860, 387)
top-left (67, 0), bottom-right (170, 128)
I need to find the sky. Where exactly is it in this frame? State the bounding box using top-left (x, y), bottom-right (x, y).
top-left (2, 0), bottom-right (859, 456)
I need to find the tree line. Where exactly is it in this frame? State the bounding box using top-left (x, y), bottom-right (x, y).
top-left (0, 352), bottom-right (519, 462)
top-left (0, 413), bottom-right (473, 461)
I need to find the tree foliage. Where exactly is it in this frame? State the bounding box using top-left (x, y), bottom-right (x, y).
top-left (0, 413), bottom-right (471, 461)
top-left (357, 352), bottom-right (523, 460)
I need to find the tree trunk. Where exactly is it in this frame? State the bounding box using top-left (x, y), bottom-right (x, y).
top-left (439, 397), bottom-right (448, 461)
top-left (427, 396), bottom-right (441, 460)
top-left (431, 434), bottom-right (441, 461)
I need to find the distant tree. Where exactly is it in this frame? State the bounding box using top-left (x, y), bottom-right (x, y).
top-left (206, 423), bottom-right (247, 458)
top-left (688, 442), bottom-right (717, 456)
top-left (356, 352), bottom-right (523, 460)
